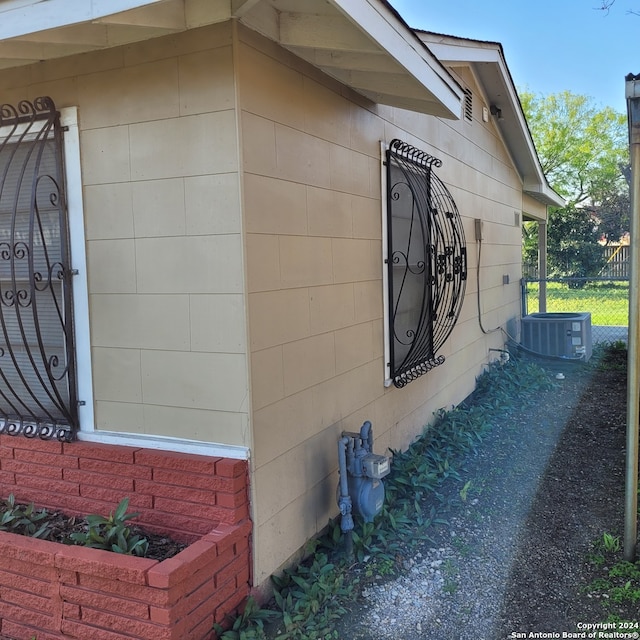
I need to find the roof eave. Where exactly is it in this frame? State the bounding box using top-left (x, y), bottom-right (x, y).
top-left (0, 0), bottom-right (464, 120)
top-left (523, 183), bottom-right (565, 208)
top-left (417, 31), bottom-right (564, 207)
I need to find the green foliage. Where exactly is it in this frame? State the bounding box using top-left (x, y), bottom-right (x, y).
top-left (221, 355), bottom-right (558, 640)
top-left (520, 90), bottom-right (627, 205)
top-left (584, 533), bottom-right (640, 622)
top-left (70, 497), bottom-right (148, 556)
top-left (601, 532), bottom-right (621, 553)
top-left (459, 481), bottom-right (472, 502)
top-left (546, 205), bottom-right (607, 279)
top-left (214, 597), bottom-right (276, 640)
top-left (598, 178), bottom-right (631, 245)
top-left (520, 90), bottom-right (629, 279)
top-left (0, 494), bottom-right (50, 539)
top-left (270, 553), bottom-right (357, 639)
top-left (350, 518), bottom-right (403, 563)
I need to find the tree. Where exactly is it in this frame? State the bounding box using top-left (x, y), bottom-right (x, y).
top-left (596, 163), bottom-right (631, 244)
top-left (520, 90), bottom-right (629, 278)
top-left (597, 0), bottom-right (640, 15)
top-left (521, 91), bottom-right (627, 206)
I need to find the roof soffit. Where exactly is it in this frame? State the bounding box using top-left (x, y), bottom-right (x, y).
top-left (0, 0), bottom-right (463, 119)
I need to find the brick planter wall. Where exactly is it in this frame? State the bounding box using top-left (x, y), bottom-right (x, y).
top-left (0, 437), bottom-right (251, 640)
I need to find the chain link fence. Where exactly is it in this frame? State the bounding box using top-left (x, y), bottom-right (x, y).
top-left (521, 278), bottom-right (629, 344)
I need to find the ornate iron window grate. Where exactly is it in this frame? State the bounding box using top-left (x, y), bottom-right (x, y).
top-left (385, 139), bottom-right (467, 388)
top-left (0, 97), bottom-right (77, 441)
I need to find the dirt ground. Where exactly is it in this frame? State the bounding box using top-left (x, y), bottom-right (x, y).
top-left (498, 345), bottom-right (634, 632)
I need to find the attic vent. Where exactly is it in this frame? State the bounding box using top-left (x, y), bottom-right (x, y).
top-left (463, 88), bottom-right (473, 122)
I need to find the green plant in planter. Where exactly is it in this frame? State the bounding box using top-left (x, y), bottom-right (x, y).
top-left (71, 497), bottom-right (148, 556)
top-left (0, 494), bottom-right (50, 539)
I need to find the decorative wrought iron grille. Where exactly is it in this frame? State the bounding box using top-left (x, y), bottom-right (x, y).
top-left (0, 97), bottom-right (77, 440)
top-left (386, 139), bottom-right (467, 388)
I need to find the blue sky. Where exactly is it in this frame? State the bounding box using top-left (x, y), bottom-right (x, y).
top-left (388, 0), bottom-right (639, 114)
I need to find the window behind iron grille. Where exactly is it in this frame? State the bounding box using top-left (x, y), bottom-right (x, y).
top-left (0, 98), bottom-right (77, 440)
top-left (385, 139), bottom-right (467, 388)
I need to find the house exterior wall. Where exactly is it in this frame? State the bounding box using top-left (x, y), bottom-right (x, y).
top-left (0, 24), bottom-right (255, 638)
top-left (0, 17), bottom-right (535, 593)
top-left (237, 26), bottom-right (525, 584)
top-left (0, 22), bottom-right (251, 451)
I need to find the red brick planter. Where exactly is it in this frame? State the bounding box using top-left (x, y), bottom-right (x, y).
top-left (0, 437), bottom-right (252, 640)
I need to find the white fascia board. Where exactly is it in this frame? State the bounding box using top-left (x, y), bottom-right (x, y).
top-left (329, 0), bottom-right (463, 119)
top-left (524, 182), bottom-right (565, 208)
top-left (0, 0), bottom-right (165, 40)
top-left (424, 40), bottom-right (501, 65)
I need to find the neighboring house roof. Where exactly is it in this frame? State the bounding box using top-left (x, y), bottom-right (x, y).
top-left (417, 31), bottom-right (564, 209)
top-left (0, 0), bottom-right (463, 119)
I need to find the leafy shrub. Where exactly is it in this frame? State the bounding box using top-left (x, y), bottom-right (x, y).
top-left (70, 497), bottom-right (148, 556)
top-left (214, 596), bottom-right (277, 639)
top-left (0, 494), bottom-right (50, 539)
top-left (271, 553), bottom-right (357, 639)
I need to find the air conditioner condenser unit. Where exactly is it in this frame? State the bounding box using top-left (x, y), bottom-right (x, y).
top-left (521, 312), bottom-right (592, 362)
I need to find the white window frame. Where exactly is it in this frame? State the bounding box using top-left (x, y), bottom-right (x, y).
top-left (60, 106), bottom-right (94, 432)
top-left (381, 141), bottom-right (394, 388)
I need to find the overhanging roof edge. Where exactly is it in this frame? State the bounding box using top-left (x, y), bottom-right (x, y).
top-left (328, 0), bottom-right (464, 119)
top-left (0, 0), bottom-right (166, 41)
top-left (418, 30), bottom-right (563, 207)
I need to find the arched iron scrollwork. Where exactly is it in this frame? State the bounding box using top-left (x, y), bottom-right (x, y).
top-left (0, 97), bottom-right (77, 441)
top-left (386, 139), bottom-right (467, 388)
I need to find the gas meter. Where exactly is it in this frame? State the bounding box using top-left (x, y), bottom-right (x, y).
top-left (337, 421), bottom-right (390, 526)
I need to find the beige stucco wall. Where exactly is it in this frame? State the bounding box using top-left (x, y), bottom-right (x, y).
top-left (238, 27), bottom-right (526, 584)
top-left (0, 22), bottom-right (251, 448)
top-left (0, 18), bottom-right (536, 588)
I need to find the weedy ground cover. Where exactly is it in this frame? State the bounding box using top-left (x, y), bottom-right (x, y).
top-left (215, 351), bottom-right (558, 640)
top-left (584, 530), bottom-right (640, 627)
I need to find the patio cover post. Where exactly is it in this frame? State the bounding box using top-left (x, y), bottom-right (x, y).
top-left (624, 73), bottom-right (640, 562)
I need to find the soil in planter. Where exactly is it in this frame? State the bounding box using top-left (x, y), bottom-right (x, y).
top-left (7, 507), bottom-right (188, 561)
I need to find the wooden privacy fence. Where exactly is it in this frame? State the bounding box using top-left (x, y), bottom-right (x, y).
top-left (601, 245), bottom-right (629, 278)
top-left (523, 245), bottom-right (630, 280)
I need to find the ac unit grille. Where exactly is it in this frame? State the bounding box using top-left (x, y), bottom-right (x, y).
top-left (521, 312), bottom-right (592, 361)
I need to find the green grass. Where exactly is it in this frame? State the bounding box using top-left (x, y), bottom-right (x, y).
top-left (524, 280), bottom-right (629, 326)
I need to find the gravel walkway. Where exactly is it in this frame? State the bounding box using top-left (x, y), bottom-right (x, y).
top-left (334, 361), bottom-right (599, 640)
